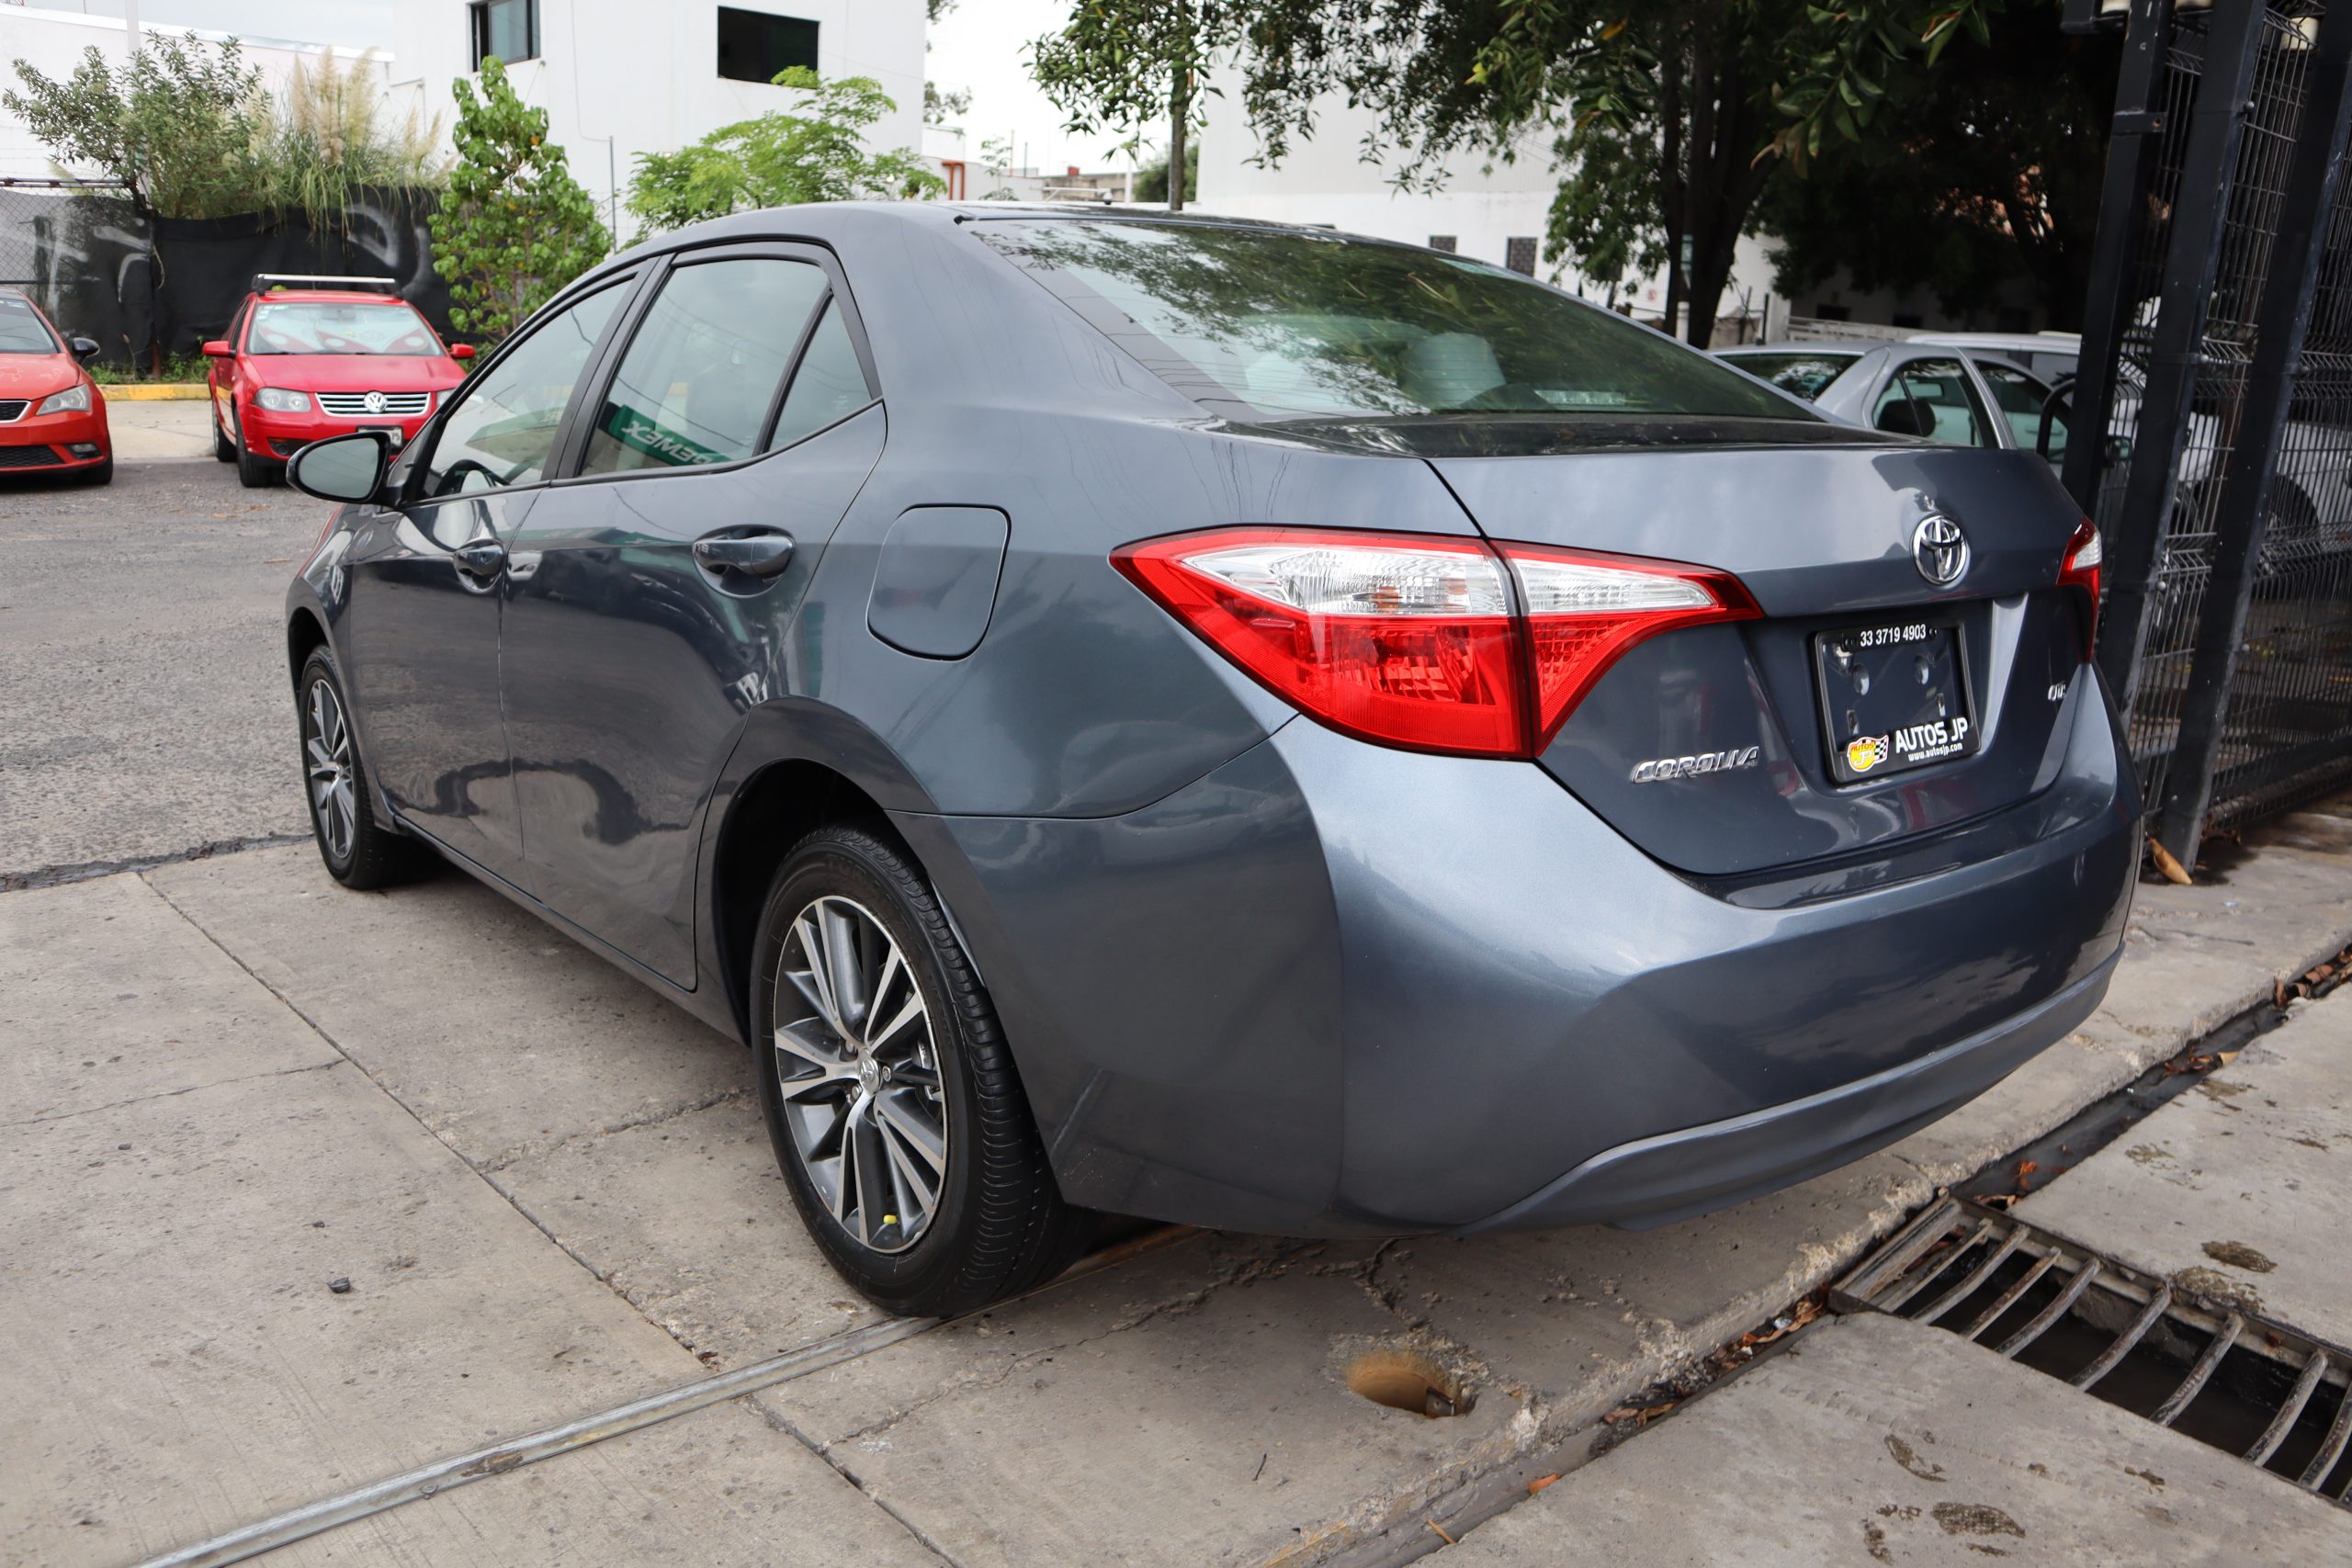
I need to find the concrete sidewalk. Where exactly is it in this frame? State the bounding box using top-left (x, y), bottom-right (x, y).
top-left (4, 798), bottom-right (2352, 1564)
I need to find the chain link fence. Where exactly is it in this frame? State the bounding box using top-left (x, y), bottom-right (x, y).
top-left (0, 178), bottom-right (153, 368)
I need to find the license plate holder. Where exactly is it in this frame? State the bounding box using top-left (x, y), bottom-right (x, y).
top-left (1814, 616), bottom-right (1977, 784)
top-left (358, 423), bottom-right (404, 449)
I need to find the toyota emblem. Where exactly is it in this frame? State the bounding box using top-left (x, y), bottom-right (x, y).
top-left (1913, 513), bottom-right (1969, 587)
top-left (362, 390), bottom-right (387, 415)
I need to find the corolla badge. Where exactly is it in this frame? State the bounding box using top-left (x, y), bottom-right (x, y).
top-left (1631, 746), bottom-right (1761, 784)
top-left (1913, 513), bottom-right (1969, 587)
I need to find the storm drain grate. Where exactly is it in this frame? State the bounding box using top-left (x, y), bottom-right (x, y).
top-left (1835, 1197), bottom-right (2352, 1502)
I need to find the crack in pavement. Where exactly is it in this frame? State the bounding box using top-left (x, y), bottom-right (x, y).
top-left (749, 1396), bottom-right (967, 1568)
top-left (1, 832), bottom-right (309, 894)
top-left (3, 1055), bottom-right (345, 1128)
top-left (475, 1085), bottom-right (752, 1173)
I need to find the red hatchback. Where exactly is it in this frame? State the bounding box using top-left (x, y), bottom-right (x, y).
top-left (206, 276), bottom-right (473, 488)
top-left (0, 288), bottom-right (111, 484)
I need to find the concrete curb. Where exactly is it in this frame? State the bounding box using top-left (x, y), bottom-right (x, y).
top-left (98, 382), bottom-right (209, 400)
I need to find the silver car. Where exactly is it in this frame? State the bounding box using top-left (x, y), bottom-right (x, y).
top-left (1717, 343), bottom-right (2069, 465)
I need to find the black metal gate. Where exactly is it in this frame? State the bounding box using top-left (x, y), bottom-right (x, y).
top-left (2064, 0), bottom-right (2352, 865)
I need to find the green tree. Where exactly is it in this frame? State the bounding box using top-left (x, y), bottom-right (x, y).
top-left (626, 68), bottom-right (941, 234)
top-left (1030, 0), bottom-right (1239, 214)
top-left (1229, 0), bottom-right (2005, 344)
top-left (4, 31), bottom-right (273, 219)
top-left (1755, 11), bottom-right (2118, 331)
top-left (429, 56), bottom-right (608, 342)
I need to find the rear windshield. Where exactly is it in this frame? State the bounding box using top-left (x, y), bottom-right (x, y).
top-left (0, 295), bottom-right (59, 354)
top-left (247, 300), bottom-right (441, 356)
top-left (1718, 351), bottom-right (1859, 401)
top-left (977, 220), bottom-right (1814, 426)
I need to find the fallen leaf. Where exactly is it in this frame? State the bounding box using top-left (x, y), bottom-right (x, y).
top-left (1425, 1519), bottom-right (1456, 1546)
top-left (2149, 840), bottom-right (2191, 886)
top-left (1528, 1472), bottom-right (1562, 1495)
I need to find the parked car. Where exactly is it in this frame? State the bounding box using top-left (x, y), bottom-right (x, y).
top-left (1907, 331), bottom-right (2083, 383)
top-left (283, 208), bottom-right (2137, 1315)
top-left (1714, 342), bottom-right (2072, 466)
top-left (206, 275), bottom-right (474, 490)
top-left (0, 287), bottom-right (110, 484)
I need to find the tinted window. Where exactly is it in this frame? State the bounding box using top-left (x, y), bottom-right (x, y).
top-left (1719, 351), bottom-right (1859, 401)
top-left (718, 6), bottom-right (817, 83)
top-left (1977, 360), bottom-right (2065, 461)
top-left (766, 299), bottom-right (872, 450)
top-left (978, 220), bottom-right (1808, 425)
top-left (425, 280), bottom-right (626, 495)
top-left (470, 0), bottom-right (537, 65)
top-left (582, 258), bottom-right (826, 474)
top-left (0, 295), bottom-right (58, 354)
top-left (247, 301), bottom-right (440, 356)
top-left (1871, 357), bottom-right (1996, 447)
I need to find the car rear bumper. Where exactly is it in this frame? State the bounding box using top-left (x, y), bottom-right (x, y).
top-left (1459, 949), bottom-right (2117, 1234)
top-left (900, 667), bottom-right (2139, 1237)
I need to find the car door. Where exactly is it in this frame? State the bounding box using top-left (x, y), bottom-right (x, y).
top-left (1973, 357), bottom-right (2064, 464)
top-left (335, 274), bottom-right (639, 883)
top-left (497, 243), bottom-right (886, 984)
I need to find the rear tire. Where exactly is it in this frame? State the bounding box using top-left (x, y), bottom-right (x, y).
top-left (296, 647), bottom-right (421, 890)
top-left (752, 824), bottom-right (1089, 1317)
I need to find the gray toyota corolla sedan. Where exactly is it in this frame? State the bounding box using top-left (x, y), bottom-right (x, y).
top-left (281, 205), bottom-right (2136, 1315)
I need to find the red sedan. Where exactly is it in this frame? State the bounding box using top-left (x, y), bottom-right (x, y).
top-left (205, 276), bottom-right (474, 488)
top-left (0, 287), bottom-right (111, 484)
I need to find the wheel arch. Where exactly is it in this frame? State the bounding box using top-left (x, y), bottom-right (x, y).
top-left (288, 606), bottom-right (329, 684)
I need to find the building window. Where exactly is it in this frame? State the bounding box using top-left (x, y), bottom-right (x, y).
top-left (1813, 302), bottom-right (1851, 321)
top-left (718, 7), bottom-right (820, 84)
top-left (469, 0), bottom-right (537, 67)
top-left (1505, 237), bottom-right (1537, 276)
top-left (1428, 235), bottom-right (1458, 254)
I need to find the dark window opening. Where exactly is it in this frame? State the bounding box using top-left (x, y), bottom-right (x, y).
top-left (1428, 235), bottom-right (1458, 254)
top-left (718, 7), bottom-right (820, 85)
top-left (469, 0), bottom-right (537, 67)
top-left (1813, 302), bottom-right (1851, 321)
top-left (1892, 311), bottom-right (1925, 330)
top-left (1505, 237), bottom-right (1537, 276)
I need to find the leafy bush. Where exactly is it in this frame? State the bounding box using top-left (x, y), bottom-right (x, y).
top-left (626, 68), bottom-right (941, 235)
top-left (428, 57), bottom-right (608, 342)
top-left (4, 32), bottom-right (445, 228)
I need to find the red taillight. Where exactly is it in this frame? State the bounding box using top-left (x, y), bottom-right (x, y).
top-left (2059, 519), bottom-right (2102, 658)
top-left (1113, 526), bottom-right (1757, 759)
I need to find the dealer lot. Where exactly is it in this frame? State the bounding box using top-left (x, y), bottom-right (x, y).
top-left (9, 438), bottom-right (2352, 1563)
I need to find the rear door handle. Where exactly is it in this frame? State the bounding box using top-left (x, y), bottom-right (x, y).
top-left (693, 533), bottom-right (795, 579)
top-left (452, 539), bottom-right (506, 580)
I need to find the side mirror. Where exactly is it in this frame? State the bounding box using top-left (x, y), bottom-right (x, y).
top-left (2103, 434), bottom-right (2134, 465)
top-left (449, 343), bottom-right (476, 361)
top-left (68, 336), bottom-right (99, 363)
top-left (287, 432), bottom-right (391, 504)
top-left (201, 339), bottom-right (232, 357)
top-left (2035, 389), bottom-right (2073, 462)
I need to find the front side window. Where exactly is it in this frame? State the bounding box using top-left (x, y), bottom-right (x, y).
top-left (582, 258), bottom-right (827, 474)
top-left (246, 301), bottom-right (440, 356)
top-left (1973, 359), bottom-right (2058, 452)
top-left (1719, 351), bottom-right (1860, 402)
top-left (718, 7), bottom-right (819, 84)
top-left (424, 279), bottom-right (626, 495)
top-left (977, 220), bottom-right (1810, 425)
top-left (470, 0), bottom-right (537, 67)
top-left (1871, 357), bottom-right (1996, 447)
top-left (0, 295), bottom-right (59, 354)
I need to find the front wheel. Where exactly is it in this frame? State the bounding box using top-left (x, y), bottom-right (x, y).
top-left (235, 419), bottom-right (277, 488)
top-left (752, 825), bottom-right (1088, 1316)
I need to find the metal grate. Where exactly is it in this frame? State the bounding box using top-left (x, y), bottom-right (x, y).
top-left (316, 391), bottom-right (429, 417)
top-left (0, 444), bottom-right (65, 468)
top-left (1837, 1197), bottom-right (2352, 1501)
top-left (0, 400), bottom-right (28, 423)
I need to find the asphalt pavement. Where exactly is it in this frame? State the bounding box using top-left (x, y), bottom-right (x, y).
top-left (7, 420), bottom-right (2352, 1564)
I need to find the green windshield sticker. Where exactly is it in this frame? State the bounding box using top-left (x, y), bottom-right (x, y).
top-left (598, 401), bottom-right (729, 468)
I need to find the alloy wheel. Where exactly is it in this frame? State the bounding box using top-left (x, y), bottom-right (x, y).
top-left (304, 678), bottom-right (357, 863)
top-left (773, 896), bottom-right (950, 1255)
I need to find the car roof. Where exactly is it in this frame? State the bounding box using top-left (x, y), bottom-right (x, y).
top-left (1718, 343), bottom-right (1869, 355)
top-left (249, 289), bottom-right (423, 308)
top-left (1908, 332), bottom-right (2081, 353)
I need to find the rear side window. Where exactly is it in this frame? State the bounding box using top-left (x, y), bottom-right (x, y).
top-left (1719, 352), bottom-right (1858, 401)
top-left (977, 220), bottom-right (1810, 425)
top-left (765, 299), bottom-right (872, 451)
top-left (582, 257), bottom-right (827, 473)
top-left (1974, 359), bottom-right (2056, 450)
top-left (425, 279), bottom-right (627, 495)
top-left (1871, 357), bottom-right (1997, 447)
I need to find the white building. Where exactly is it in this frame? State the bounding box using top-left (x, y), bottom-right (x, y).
top-left (385, 0), bottom-right (929, 242)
